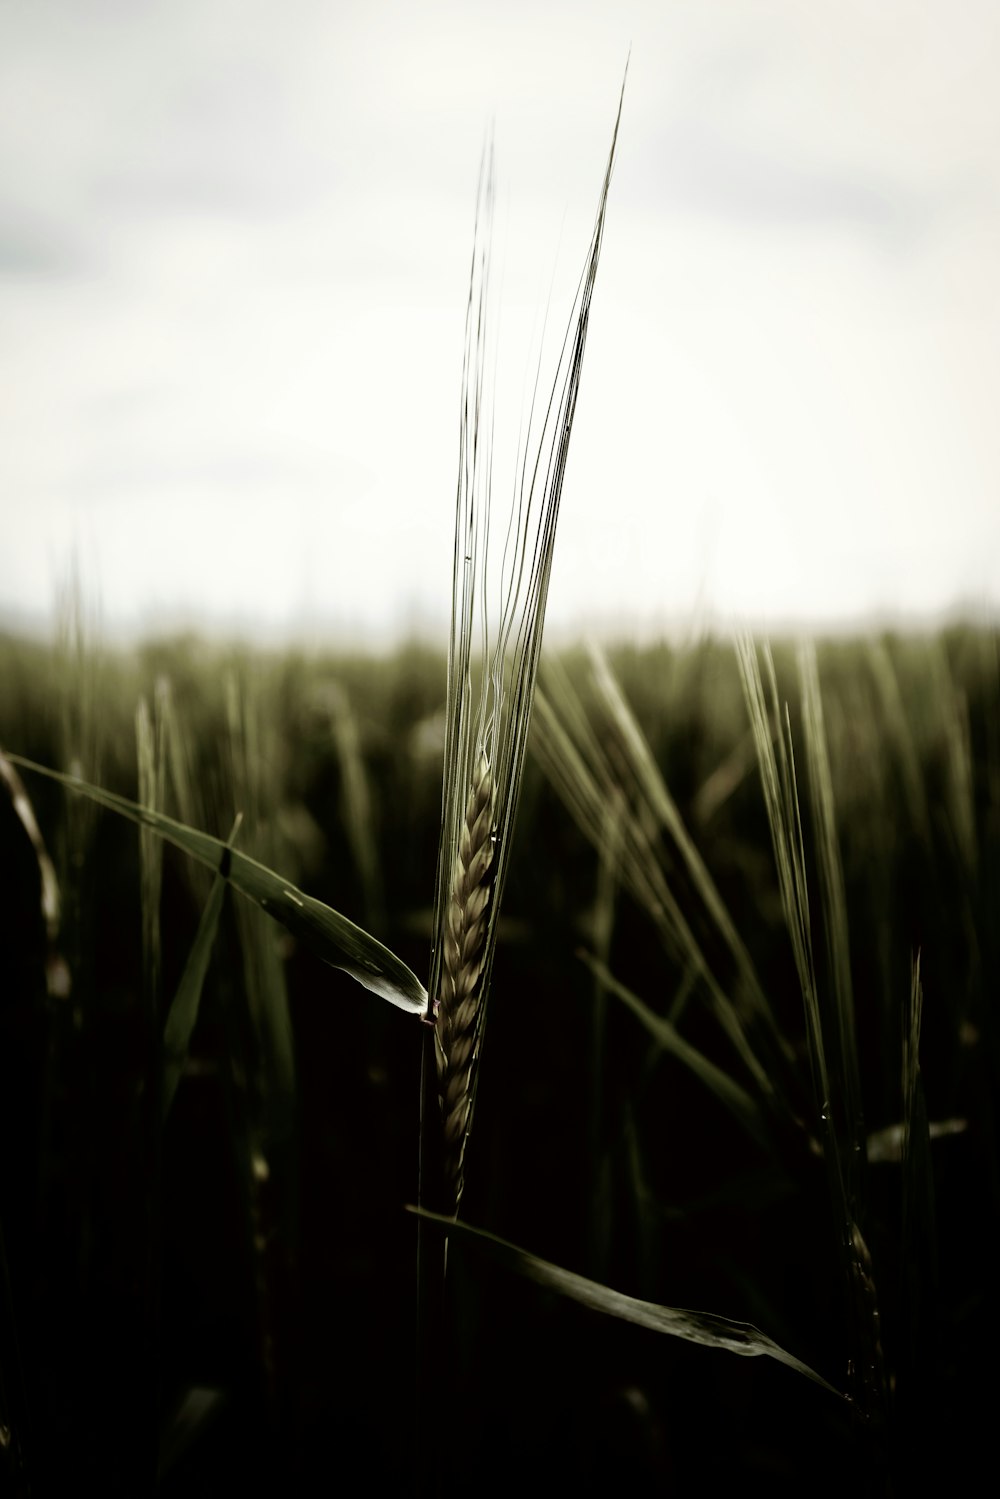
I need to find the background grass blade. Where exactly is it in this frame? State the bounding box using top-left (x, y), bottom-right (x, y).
top-left (136, 692), bottom-right (166, 1015)
top-left (319, 679), bottom-right (385, 934)
top-left (161, 815), bottom-right (242, 1124)
top-left (409, 1206), bottom-right (843, 1396)
top-left (0, 750), bottom-right (67, 999)
top-left (737, 636), bottom-right (886, 1422)
top-left (5, 753), bottom-right (427, 1015)
top-left (223, 670), bottom-right (298, 1137)
top-left (900, 952), bottom-right (937, 1395)
top-left (533, 680), bottom-right (778, 1107)
top-left (588, 642), bottom-right (782, 1047)
top-left (579, 951), bottom-right (773, 1154)
top-left (798, 643), bottom-right (864, 1191)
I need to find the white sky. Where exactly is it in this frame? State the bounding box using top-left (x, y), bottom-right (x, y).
top-left (1, 0), bottom-right (998, 644)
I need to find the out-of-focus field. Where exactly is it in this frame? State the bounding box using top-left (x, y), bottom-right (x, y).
top-left (0, 623), bottom-right (997, 1495)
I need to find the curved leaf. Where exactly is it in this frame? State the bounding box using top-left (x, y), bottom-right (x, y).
top-left (409, 1207), bottom-right (843, 1397)
top-left (6, 753), bottom-right (427, 1015)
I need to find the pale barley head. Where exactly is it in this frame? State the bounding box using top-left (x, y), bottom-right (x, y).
top-left (427, 79), bottom-right (624, 1216)
top-left (434, 752), bottom-right (496, 1207)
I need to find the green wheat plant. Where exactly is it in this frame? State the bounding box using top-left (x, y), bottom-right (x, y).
top-left (410, 78), bottom-right (625, 1496)
top-left (422, 79), bottom-right (625, 1225)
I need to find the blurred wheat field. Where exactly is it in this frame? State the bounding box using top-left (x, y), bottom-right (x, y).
top-left (0, 622), bottom-right (997, 1495)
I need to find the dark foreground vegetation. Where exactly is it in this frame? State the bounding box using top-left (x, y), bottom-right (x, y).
top-left (0, 622), bottom-right (996, 1495)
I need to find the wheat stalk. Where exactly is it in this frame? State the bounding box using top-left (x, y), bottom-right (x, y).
top-left (422, 78), bottom-right (623, 1221)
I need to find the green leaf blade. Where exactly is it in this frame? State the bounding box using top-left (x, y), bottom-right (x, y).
top-left (161, 818), bottom-right (239, 1124)
top-left (409, 1207), bottom-right (844, 1398)
top-left (6, 753), bottom-right (428, 1016)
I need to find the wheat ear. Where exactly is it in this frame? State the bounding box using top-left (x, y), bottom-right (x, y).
top-left (435, 752), bottom-right (496, 1212)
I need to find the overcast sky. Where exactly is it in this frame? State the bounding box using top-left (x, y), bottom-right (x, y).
top-left (2, 0), bottom-right (998, 644)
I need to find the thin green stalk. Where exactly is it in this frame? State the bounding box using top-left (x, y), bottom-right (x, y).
top-left (798, 642), bottom-right (864, 1203)
top-left (737, 635), bottom-right (885, 1426)
top-left (587, 785), bottom-right (623, 1276)
top-left (136, 689), bottom-right (168, 1489)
